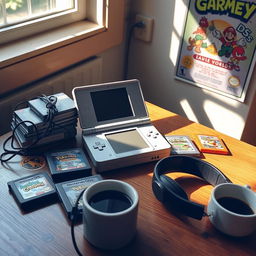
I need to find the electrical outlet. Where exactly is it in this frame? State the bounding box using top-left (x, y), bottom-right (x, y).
top-left (134, 14), bottom-right (154, 42)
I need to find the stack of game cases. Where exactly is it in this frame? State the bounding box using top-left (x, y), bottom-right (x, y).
top-left (11, 92), bottom-right (78, 148)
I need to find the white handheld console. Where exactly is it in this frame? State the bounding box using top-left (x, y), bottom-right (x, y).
top-left (72, 79), bottom-right (171, 172)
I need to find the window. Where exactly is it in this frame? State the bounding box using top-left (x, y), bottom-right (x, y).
top-left (0, 0), bottom-right (86, 44)
top-left (0, 0), bottom-right (125, 95)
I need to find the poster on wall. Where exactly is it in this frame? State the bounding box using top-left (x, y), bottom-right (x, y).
top-left (175, 0), bottom-right (256, 102)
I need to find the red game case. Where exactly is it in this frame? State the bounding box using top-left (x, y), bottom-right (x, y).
top-left (196, 135), bottom-right (229, 155)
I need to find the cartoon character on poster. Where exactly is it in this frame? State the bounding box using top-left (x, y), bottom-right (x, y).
top-left (176, 0), bottom-right (256, 101)
top-left (211, 23), bottom-right (247, 71)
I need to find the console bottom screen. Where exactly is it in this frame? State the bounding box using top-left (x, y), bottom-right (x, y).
top-left (106, 129), bottom-right (149, 154)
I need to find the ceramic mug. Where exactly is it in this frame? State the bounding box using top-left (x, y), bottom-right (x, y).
top-left (207, 183), bottom-right (256, 237)
top-left (82, 179), bottom-right (139, 250)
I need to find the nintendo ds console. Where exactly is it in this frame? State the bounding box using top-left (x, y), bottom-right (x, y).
top-left (72, 79), bottom-right (171, 172)
top-left (83, 125), bottom-right (170, 172)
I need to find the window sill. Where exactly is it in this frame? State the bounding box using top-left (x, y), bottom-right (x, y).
top-left (0, 0), bottom-right (125, 95)
top-left (0, 21), bottom-right (105, 68)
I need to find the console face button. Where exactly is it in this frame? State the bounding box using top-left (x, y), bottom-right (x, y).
top-left (148, 131), bottom-right (159, 139)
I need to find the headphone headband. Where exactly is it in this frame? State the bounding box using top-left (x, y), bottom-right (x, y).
top-left (152, 155), bottom-right (231, 220)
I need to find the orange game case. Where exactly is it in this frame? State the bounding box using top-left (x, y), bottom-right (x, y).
top-left (196, 135), bottom-right (229, 155)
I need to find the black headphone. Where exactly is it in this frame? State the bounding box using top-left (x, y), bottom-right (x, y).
top-left (152, 155), bottom-right (232, 220)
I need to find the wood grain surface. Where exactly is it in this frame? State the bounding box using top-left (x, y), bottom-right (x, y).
top-left (0, 102), bottom-right (255, 256)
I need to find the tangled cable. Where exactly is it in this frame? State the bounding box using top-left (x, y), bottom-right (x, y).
top-left (0, 94), bottom-right (58, 163)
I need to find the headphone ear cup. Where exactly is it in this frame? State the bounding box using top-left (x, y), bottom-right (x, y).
top-left (160, 175), bottom-right (188, 200)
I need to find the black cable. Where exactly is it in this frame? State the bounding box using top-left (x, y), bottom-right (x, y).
top-left (70, 189), bottom-right (86, 256)
top-left (0, 95), bottom-right (58, 163)
top-left (124, 21), bottom-right (145, 80)
top-left (0, 121), bottom-right (40, 162)
top-left (38, 94), bottom-right (58, 122)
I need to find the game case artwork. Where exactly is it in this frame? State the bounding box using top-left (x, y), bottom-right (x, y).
top-left (8, 173), bottom-right (57, 211)
top-left (175, 0), bottom-right (256, 101)
top-left (46, 148), bottom-right (92, 182)
top-left (196, 135), bottom-right (229, 154)
top-left (49, 149), bottom-right (87, 171)
top-left (16, 174), bottom-right (54, 200)
top-left (165, 135), bottom-right (200, 156)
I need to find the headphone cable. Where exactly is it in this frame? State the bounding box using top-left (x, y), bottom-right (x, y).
top-left (70, 189), bottom-right (86, 256)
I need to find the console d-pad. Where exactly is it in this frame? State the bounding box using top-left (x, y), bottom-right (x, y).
top-left (93, 141), bottom-right (106, 151)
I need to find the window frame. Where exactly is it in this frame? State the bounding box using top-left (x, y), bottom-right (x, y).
top-left (0, 0), bottom-right (125, 95)
top-left (0, 0), bottom-right (86, 45)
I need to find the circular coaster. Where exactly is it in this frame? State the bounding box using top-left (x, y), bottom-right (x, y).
top-left (20, 156), bottom-right (46, 170)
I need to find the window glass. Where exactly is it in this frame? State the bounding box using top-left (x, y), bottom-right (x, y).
top-left (0, 0), bottom-right (87, 44)
top-left (0, 4), bottom-right (4, 26)
top-left (2, 0), bottom-right (75, 27)
top-left (6, 1), bottom-right (29, 25)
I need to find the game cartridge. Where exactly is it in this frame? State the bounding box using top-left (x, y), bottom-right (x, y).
top-left (165, 135), bottom-right (200, 157)
top-left (8, 172), bottom-right (58, 211)
top-left (46, 148), bottom-right (92, 183)
top-left (55, 175), bottom-right (103, 221)
top-left (196, 135), bottom-right (229, 155)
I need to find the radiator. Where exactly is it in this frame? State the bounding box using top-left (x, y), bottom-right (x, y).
top-left (0, 56), bottom-right (102, 135)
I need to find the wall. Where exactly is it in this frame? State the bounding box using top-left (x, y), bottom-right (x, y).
top-left (127, 0), bottom-right (256, 142)
top-left (100, 0), bottom-right (131, 83)
top-left (101, 41), bottom-right (126, 83)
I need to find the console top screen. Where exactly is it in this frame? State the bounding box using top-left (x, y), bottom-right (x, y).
top-left (72, 79), bottom-right (150, 131)
top-left (90, 88), bottom-right (134, 122)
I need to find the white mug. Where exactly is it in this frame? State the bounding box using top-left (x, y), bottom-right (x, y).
top-left (207, 183), bottom-right (256, 237)
top-left (82, 179), bottom-right (139, 250)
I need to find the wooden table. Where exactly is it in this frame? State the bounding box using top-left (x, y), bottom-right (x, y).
top-left (0, 102), bottom-right (255, 256)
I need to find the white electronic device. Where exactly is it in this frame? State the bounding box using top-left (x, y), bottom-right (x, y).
top-left (72, 79), bottom-right (171, 172)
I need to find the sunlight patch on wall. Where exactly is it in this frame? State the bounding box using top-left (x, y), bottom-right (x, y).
top-left (202, 89), bottom-right (241, 108)
top-left (173, 0), bottom-right (187, 37)
top-left (169, 0), bottom-right (190, 65)
top-left (180, 99), bottom-right (199, 123)
top-left (169, 32), bottom-right (180, 65)
top-left (203, 100), bottom-right (245, 139)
